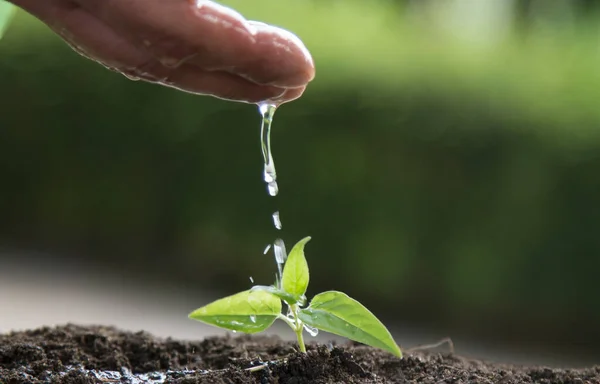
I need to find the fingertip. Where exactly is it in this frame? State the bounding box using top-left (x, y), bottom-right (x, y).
top-left (263, 86), bottom-right (307, 107)
top-left (241, 21), bottom-right (315, 88)
top-left (264, 25), bottom-right (315, 87)
top-left (266, 54), bottom-right (315, 89)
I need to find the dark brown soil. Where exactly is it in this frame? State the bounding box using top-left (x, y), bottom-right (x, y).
top-left (0, 325), bottom-right (599, 384)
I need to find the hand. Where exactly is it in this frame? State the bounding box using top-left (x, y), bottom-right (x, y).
top-left (11, 0), bottom-right (315, 104)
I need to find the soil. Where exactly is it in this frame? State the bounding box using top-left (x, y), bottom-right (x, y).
top-left (1, 325), bottom-right (599, 384)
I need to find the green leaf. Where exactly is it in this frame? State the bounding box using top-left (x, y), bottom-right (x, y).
top-left (298, 291), bottom-right (402, 357)
top-left (281, 236), bottom-right (311, 298)
top-left (250, 285), bottom-right (307, 306)
top-left (188, 289), bottom-right (281, 334)
top-left (0, 1), bottom-right (16, 40)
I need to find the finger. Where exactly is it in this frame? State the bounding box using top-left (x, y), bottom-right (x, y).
top-left (20, 0), bottom-right (145, 72)
top-left (74, 0), bottom-right (315, 88)
top-left (267, 86), bottom-right (307, 107)
top-left (12, 0), bottom-right (133, 69)
top-left (17, 0), bottom-right (289, 103)
top-left (234, 21), bottom-right (315, 88)
top-left (155, 64), bottom-right (290, 104)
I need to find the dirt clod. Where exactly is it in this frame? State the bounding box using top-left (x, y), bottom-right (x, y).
top-left (0, 325), bottom-right (599, 383)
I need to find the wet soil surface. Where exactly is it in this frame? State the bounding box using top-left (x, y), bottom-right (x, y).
top-left (1, 325), bottom-right (599, 383)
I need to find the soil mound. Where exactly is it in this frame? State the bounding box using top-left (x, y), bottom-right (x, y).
top-left (1, 325), bottom-right (598, 383)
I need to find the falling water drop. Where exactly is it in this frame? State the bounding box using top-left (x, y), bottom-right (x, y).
top-left (263, 244), bottom-right (272, 255)
top-left (249, 276), bottom-right (254, 284)
top-left (272, 211), bottom-right (282, 230)
top-left (273, 238), bottom-right (287, 288)
top-left (250, 315), bottom-right (257, 324)
top-left (266, 182), bottom-right (279, 197)
top-left (273, 238), bottom-right (287, 265)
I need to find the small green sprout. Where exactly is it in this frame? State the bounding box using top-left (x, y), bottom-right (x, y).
top-left (189, 237), bottom-right (402, 357)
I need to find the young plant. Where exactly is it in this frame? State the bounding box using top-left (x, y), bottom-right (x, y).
top-left (189, 237), bottom-right (402, 357)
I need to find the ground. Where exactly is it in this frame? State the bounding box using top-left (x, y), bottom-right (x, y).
top-left (0, 325), bottom-right (599, 383)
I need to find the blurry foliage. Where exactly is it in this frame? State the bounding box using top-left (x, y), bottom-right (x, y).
top-left (1, 0), bottom-right (600, 352)
top-left (0, 1), bottom-right (16, 39)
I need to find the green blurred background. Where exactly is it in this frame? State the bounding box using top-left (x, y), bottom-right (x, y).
top-left (1, 0), bottom-right (600, 362)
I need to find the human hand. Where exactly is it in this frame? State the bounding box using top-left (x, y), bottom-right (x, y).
top-left (11, 0), bottom-right (315, 105)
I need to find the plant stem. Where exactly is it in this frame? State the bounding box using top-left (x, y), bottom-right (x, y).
top-left (295, 325), bottom-right (306, 353)
top-left (276, 314), bottom-right (294, 328)
top-left (279, 305), bottom-right (307, 353)
top-left (291, 304), bottom-right (307, 353)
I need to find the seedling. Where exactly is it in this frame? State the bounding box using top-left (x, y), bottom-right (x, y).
top-left (189, 237), bottom-right (402, 357)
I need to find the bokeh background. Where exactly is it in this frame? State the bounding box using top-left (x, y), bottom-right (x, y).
top-left (1, 0), bottom-right (600, 367)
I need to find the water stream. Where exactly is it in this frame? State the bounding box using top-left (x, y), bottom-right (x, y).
top-left (256, 103), bottom-right (317, 337)
top-left (258, 103), bottom-right (288, 289)
top-left (259, 103), bottom-right (279, 198)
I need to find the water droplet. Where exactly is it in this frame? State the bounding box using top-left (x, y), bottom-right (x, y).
top-left (274, 238), bottom-right (287, 265)
top-left (267, 181), bottom-right (279, 196)
top-left (273, 238), bottom-right (287, 289)
top-left (258, 102), bottom-right (271, 116)
top-left (249, 276), bottom-right (254, 283)
top-left (303, 324), bottom-right (319, 337)
top-left (250, 315), bottom-right (256, 323)
top-left (232, 330), bottom-right (237, 333)
top-left (272, 211), bottom-right (282, 230)
top-left (263, 244), bottom-right (272, 254)
top-left (264, 162), bottom-right (276, 183)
